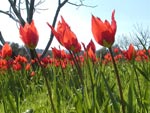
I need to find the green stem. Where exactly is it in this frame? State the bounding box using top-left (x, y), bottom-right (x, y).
top-left (109, 47), bottom-right (125, 113)
top-left (132, 62), bottom-right (144, 110)
top-left (59, 59), bottom-right (66, 84)
top-left (43, 71), bottom-right (56, 113)
top-left (69, 50), bottom-right (84, 100)
top-left (35, 49), bottom-right (56, 113)
top-left (69, 51), bottom-right (84, 86)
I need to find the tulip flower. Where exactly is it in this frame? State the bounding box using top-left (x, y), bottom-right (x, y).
top-left (87, 40), bottom-right (96, 61)
top-left (124, 44), bottom-right (136, 61)
top-left (19, 20), bottom-right (39, 49)
top-left (136, 49), bottom-right (148, 61)
top-left (91, 10), bottom-right (117, 48)
top-left (52, 47), bottom-right (66, 59)
top-left (87, 40), bottom-right (96, 53)
top-left (113, 48), bottom-right (119, 53)
top-left (87, 47), bottom-right (97, 62)
top-left (47, 16), bottom-right (81, 52)
top-left (82, 40), bottom-right (96, 62)
top-left (1, 43), bottom-right (12, 59)
top-left (13, 62), bottom-right (22, 71)
top-left (0, 59), bottom-right (8, 70)
top-left (92, 11), bottom-right (126, 113)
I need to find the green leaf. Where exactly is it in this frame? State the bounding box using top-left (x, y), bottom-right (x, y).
top-left (101, 73), bottom-right (120, 112)
top-left (127, 84), bottom-right (134, 113)
top-left (136, 66), bottom-right (150, 81)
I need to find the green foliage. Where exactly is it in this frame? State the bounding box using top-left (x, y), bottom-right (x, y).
top-left (0, 59), bottom-right (150, 113)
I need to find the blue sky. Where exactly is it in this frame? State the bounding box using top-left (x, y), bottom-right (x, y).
top-left (0, 0), bottom-right (150, 50)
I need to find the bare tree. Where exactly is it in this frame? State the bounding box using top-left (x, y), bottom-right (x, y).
top-left (116, 34), bottom-right (131, 50)
top-left (133, 25), bottom-right (150, 49)
top-left (116, 24), bottom-right (150, 50)
top-left (0, 0), bottom-right (96, 60)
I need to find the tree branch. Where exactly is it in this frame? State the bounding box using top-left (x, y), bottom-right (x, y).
top-left (27, 0), bottom-right (35, 24)
top-left (18, 0), bottom-right (21, 14)
top-left (0, 32), bottom-right (6, 45)
top-left (40, 0), bottom-right (68, 58)
top-left (8, 0), bottom-right (25, 26)
top-left (25, 0), bottom-right (30, 20)
top-left (0, 10), bottom-right (19, 23)
top-left (35, 0), bottom-right (46, 7)
top-left (67, 1), bottom-right (97, 8)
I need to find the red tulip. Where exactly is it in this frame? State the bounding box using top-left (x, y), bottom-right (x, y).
top-left (1, 43), bottom-right (12, 59)
top-left (0, 59), bottom-right (8, 70)
top-left (91, 10), bottom-right (117, 48)
top-left (52, 47), bottom-right (66, 59)
top-left (82, 40), bottom-right (96, 62)
top-left (113, 48), bottom-right (119, 53)
top-left (25, 63), bottom-right (31, 71)
top-left (19, 20), bottom-right (39, 49)
top-left (87, 47), bottom-right (96, 62)
top-left (87, 40), bottom-right (96, 53)
top-left (104, 53), bottom-right (112, 62)
top-left (14, 55), bottom-right (27, 63)
top-left (124, 44), bottom-right (136, 61)
top-left (135, 49), bottom-right (148, 61)
top-left (47, 16), bottom-right (81, 52)
top-left (30, 71), bottom-right (36, 77)
top-left (13, 62), bottom-right (22, 71)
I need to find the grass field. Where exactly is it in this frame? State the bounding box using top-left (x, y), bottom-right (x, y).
top-left (0, 48), bottom-right (150, 113)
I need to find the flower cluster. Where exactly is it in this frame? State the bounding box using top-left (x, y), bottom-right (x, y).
top-left (0, 10), bottom-right (149, 74)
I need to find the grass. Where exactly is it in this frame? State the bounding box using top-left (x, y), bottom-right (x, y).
top-left (0, 56), bottom-right (150, 113)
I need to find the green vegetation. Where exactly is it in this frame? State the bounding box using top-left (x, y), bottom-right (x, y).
top-left (0, 57), bottom-right (150, 113)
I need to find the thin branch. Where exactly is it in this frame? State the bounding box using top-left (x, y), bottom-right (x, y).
top-left (58, 0), bottom-right (61, 5)
top-left (61, 0), bottom-right (68, 7)
top-left (40, 0), bottom-right (68, 58)
top-left (0, 32), bottom-right (6, 45)
top-left (27, 0), bottom-right (35, 24)
top-left (34, 0), bottom-right (46, 7)
top-left (8, 0), bottom-right (25, 26)
top-left (67, 1), bottom-right (97, 8)
top-left (18, 0), bottom-right (21, 14)
top-left (0, 10), bottom-right (19, 23)
top-left (25, 0), bottom-right (30, 19)
top-left (34, 0), bottom-right (48, 13)
top-left (34, 8), bottom-right (48, 13)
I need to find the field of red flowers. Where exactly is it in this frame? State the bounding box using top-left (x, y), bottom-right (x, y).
top-left (0, 10), bottom-right (150, 113)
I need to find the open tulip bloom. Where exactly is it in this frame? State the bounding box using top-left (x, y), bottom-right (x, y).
top-left (91, 10), bottom-right (117, 48)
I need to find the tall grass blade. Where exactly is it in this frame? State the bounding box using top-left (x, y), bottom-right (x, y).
top-left (101, 73), bottom-right (120, 112)
top-left (127, 77), bottom-right (134, 113)
top-left (135, 66), bottom-right (150, 81)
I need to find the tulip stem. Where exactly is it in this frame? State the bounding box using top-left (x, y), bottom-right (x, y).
top-left (109, 47), bottom-right (125, 113)
top-left (34, 49), bottom-right (56, 113)
top-left (132, 62), bottom-right (144, 109)
top-left (69, 51), bottom-right (84, 85)
top-left (69, 50), bottom-right (84, 100)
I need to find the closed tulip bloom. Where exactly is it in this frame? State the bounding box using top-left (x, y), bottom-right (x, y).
top-left (1, 43), bottom-right (12, 59)
top-left (47, 16), bottom-right (81, 52)
top-left (19, 20), bottom-right (39, 49)
top-left (125, 44), bottom-right (136, 61)
top-left (91, 10), bottom-right (117, 48)
top-left (87, 40), bottom-right (96, 53)
top-left (87, 47), bottom-right (96, 62)
top-left (82, 40), bottom-right (96, 62)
